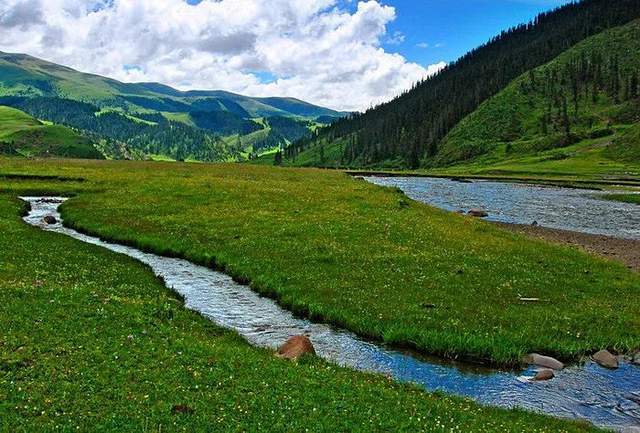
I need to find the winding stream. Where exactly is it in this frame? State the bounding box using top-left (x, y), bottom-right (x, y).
top-left (22, 197), bottom-right (640, 431)
top-left (364, 176), bottom-right (640, 240)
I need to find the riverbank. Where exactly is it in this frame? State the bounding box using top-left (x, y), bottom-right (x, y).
top-left (2, 158), bottom-right (639, 367)
top-left (0, 195), bottom-right (606, 433)
top-left (497, 223), bottom-right (640, 272)
top-left (26, 197), bottom-right (640, 430)
top-left (600, 193), bottom-right (640, 205)
top-left (346, 170), bottom-right (640, 189)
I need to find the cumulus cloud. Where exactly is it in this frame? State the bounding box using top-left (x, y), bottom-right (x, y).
top-left (0, 0), bottom-right (446, 111)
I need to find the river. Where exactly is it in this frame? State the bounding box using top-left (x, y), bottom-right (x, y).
top-left (22, 197), bottom-right (640, 432)
top-left (364, 176), bottom-right (640, 240)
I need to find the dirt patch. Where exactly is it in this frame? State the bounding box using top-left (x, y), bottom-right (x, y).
top-left (497, 223), bottom-right (640, 272)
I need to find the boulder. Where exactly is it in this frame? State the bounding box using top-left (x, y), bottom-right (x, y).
top-left (43, 215), bottom-right (57, 225)
top-left (523, 353), bottom-right (564, 370)
top-left (277, 336), bottom-right (316, 360)
top-left (633, 353), bottom-right (640, 366)
top-left (468, 208), bottom-right (488, 218)
top-left (592, 350), bottom-right (618, 369)
top-left (533, 368), bottom-right (555, 381)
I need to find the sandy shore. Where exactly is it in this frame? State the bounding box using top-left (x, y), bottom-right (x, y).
top-left (497, 223), bottom-right (640, 272)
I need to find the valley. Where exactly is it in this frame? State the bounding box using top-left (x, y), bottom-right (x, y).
top-left (2, 158), bottom-right (639, 431)
top-left (1, 0), bottom-right (639, 432)
top-left (0, 52), bottom-right (345, 162)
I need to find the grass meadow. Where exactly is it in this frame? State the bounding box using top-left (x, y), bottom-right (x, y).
top-left (0, 161), bottom-right (611, 432)
top-left (1, 158), bottom-right (639, 367)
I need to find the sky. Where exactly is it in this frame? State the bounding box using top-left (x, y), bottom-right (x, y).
top-left (0, 0), bottom-right (572, 112)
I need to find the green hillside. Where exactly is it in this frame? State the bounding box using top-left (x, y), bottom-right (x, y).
top-left (0, 52), bottom-right (342, 119)
top-left (0, 106), bottom-right (102, 159)
top-left (282, 0), bottom-right (640, 170)
top-left (278, 17), bottom-right (640, 182)
top-left (0, 52), bottom-right (343, 162)
top-left (437, 20), bottom-right (640, 171)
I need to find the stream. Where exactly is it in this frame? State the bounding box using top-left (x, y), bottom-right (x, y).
top-left (22, 197), bottom-right (640, 432)
top-left (364, 176), bottom-right (640, 240)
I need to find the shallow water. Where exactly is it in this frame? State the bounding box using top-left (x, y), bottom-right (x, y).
top-left (364, 176), bottom-right (640, 240)
top-left (22, 197), bottom-right (640, 431)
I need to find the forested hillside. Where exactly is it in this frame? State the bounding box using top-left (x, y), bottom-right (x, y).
top-left (284, 0), bottom-right (640, 169)
top-left (0, 52), bottom-right (344, 161)
top-left (437, 19), bottom-right (640, 165)
top-left (0, 106), bottom-right (102, 159)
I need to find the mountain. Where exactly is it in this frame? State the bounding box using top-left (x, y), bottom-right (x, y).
top-left (0, 52), bottom-right (343, 119)
top-left (437, 19), bottom-right (640, 166)
top-left (0, 105), bottom-right (103, 159)
top-left (282, 0), bottom-right (640, 169)
top-left (0, 52), bottom-right (344, 161)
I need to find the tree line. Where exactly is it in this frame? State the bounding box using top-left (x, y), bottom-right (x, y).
top-left (0, 96), bottom-right (238, 161)
top-left (286, 0), bottom-right (640, 168)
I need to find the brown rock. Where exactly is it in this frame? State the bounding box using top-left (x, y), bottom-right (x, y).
top-left (277, 335), bottom-right (316, 360)
top-left (43, 215), bottom-right (57, 225)
top-left (533, 368), bottom-right (555, 381)
top-left (468, 208), bottom-right (489, 218)
top-left (171, 404), bottom-right (194, 415)
top-left (592, 350), bottom-right (619, 369)
top-left (522, 353), bottom-right (564, 370)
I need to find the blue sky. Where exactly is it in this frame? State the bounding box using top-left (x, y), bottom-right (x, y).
top-left (378, 0), bottom-right (573, 66)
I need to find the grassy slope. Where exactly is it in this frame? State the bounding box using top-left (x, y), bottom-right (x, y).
top-left (434, 20), bottom-right (640, 179)
top-left (0, 106), bottom-right (102, 159)
top-left (430, 133), bottom-right (640, 183)
top-left (1, 196), bottom-right (601, 432)
top-left (0, 106), bottom-right (41, 138)
top-left (601, 193), bottom-right (640, 204)
top-left (0, 52), bottom-right (341, 120)
top-left (286, 21), bottom-right (640, 180)
top-left (0, 52), bottom-right (341, 161)
top-left (1, 158), bottom-right (639, 366)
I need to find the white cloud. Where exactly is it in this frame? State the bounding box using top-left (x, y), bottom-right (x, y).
top-left (0, 0), bottom-right (445, 111)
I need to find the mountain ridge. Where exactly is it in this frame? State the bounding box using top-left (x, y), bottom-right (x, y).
top-left (0, 51), bottom-right (344, 119)
top-left (283, 0), bottom-right (640, 170)
top-left (0, 51), bottom-right (346, 161)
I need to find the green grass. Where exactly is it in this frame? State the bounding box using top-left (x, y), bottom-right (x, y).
top-left (600, 193), bottom-right (640, 204)
top-left (0, 106), bottom-right (103, 159)
top-left (161, 111), bottom-right (195, 126)
top-left (0, 190), bottom-right (604, 432)
top-left (605, 122), bottom-right (640, 162)
top-left (1, 158), bottom-right (639, 367)
top-left (0, 106), bottom-right (41, 139)
top-left (429, 135), bottom-right (640, 183)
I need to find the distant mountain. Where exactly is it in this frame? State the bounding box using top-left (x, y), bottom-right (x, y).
top-left (0, 105), bottom-right (103, 159)
top-left (283, 0), bottom-right (640, 169)
top-left (0, 52), bottom-right (343, 119)
top-left (0, 52), bottom-right (345, 161)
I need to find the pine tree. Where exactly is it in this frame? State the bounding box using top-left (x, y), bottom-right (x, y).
top-left (274, 150), bottom-right (283, 166)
